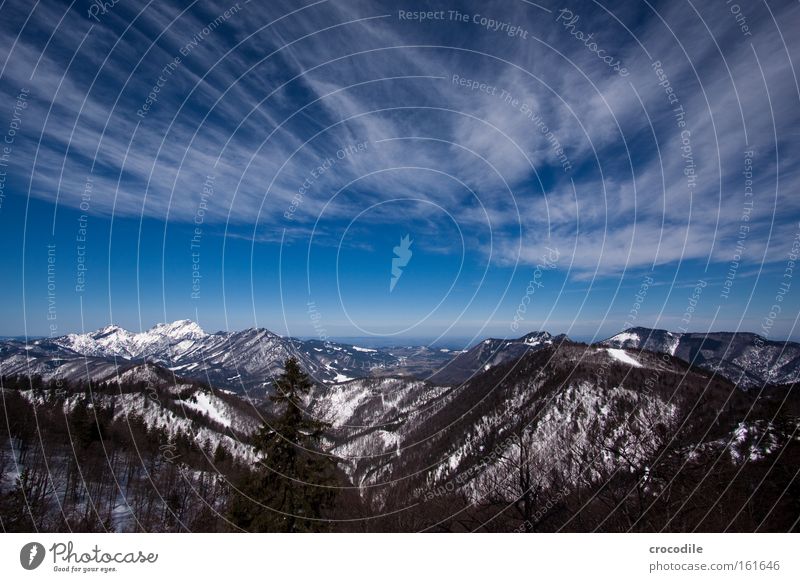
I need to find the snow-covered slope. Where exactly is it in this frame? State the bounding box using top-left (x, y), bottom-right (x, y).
top-left (330, 342), bottom-right (799, 514)
top-left (606, 348), bottom-right (644, 367)
top-left (600, 327), bottom-right (800, 388)
top-left (1, 321), bottom-right (449, 392)
top-left (308, 376), bottom-right (454, 485)
top-left (14, 379), bottom-right (260, 463)
top-left (56, 320), bottom-right (207, 359)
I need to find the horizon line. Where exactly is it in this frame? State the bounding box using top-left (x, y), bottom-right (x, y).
top-left (2, 320), bottom-right (799, 345)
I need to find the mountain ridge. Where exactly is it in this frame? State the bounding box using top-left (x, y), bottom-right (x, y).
top-left (3, 320), bottom-right (800, 393)
top-left (2, 328), bottom-right (799, 531)
top-left (600, 326), bottom-right (800, 388)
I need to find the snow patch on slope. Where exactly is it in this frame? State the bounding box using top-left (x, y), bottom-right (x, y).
top-left (609, 331), bottom-right (640, 345)
top-left (606, 348), bottom-right (643, 368)
top-left (179, 392), bottom-right (232, 428)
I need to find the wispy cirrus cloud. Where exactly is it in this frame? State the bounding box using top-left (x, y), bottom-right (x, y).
top-left (0, 0), bottom-right (798, 284)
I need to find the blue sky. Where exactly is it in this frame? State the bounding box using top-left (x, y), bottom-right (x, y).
top-left (1, 0), bottom-right (799, 343)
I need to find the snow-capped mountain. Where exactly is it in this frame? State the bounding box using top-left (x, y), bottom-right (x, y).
top-left (0, 320), bottom-right (451, 392)
top-left (600, 327), bottom-right (682, 355)
top-left (4, 321), bottom-right (799, 396)
top-left (599, 327), bottom-right (800, 388)
top-left (428, 331), bottom-right (569, 385)
top-left (7, 319), bottom-right (800, 397)
top-left (55, 319), bottom-right (208, 359)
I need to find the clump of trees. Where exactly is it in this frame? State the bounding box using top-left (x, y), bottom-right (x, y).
top-left (1, 360), bottom-right (345, 533)
top-left (0, 374), bottom-right (250, 532)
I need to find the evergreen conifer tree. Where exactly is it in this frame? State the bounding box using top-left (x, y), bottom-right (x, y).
top-left (229, 357), bottom-right (338, 532)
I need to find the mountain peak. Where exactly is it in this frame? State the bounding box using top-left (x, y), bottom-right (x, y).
top-left (149, 319), bottom-right (207, 339)
top-left (518, 331), bottom-right (553, 345)
top-left (93, 324), bottom-right (126, 336)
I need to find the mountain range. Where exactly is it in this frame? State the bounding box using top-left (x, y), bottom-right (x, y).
top-left (2, 320), bottom-right (799, 531)
top-left (3, 326), bottom-right (798, 531)
top-left (2, 320), bottom-right (799, 392)
top-left (0, 320), bottom-right (450, 392)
